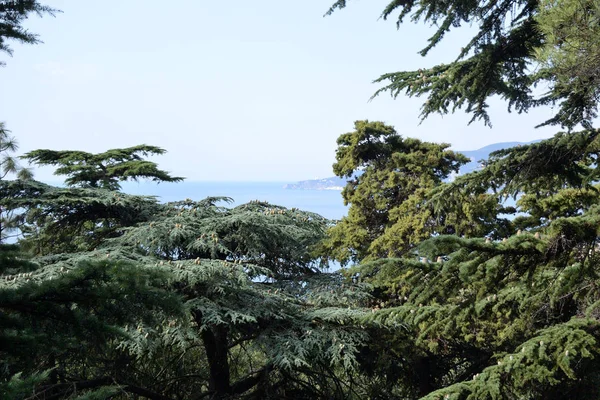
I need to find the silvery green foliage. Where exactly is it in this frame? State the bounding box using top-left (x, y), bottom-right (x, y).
top-left (1, 180), bottom-right (376, 398)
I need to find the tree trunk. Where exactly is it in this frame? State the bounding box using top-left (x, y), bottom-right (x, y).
top-left (193, 311), bottom-right (231, 398)
top-left (0, 205), bottom-right (4, 244)
top-left (414, 356), bottom-right (434, 396)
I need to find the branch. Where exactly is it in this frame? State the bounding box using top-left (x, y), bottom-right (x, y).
top-left (231, 364), bottom-right (271, 395)
top-left (228, 333), bottom-right (259, 349)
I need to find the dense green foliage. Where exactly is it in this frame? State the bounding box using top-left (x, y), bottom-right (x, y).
top-left (317, 0), bottom-right (600, 398)
top-left (321, 120), bottom-right (512, 265)
top-left (315, 125), bottom-right (600, 397)
top-left (2, 0), bottom-right (600, 398)
top-left (0, 173), bottom-right (377, 398)
top-left (535, 0), bottom-right (600, 127)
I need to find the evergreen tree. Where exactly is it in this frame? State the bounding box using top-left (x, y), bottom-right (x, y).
top-left (321, 120), bottom-right (510, 265)
top-left (0, 1), bottom-right (58, 65)
top-left (0, 123), bottom-right (30, 181)
top-left (0, 179), bottom-right (160, 254)
top-left (325, 129), bottom-right (600, 399)
top-left (0, 243), bottom-right (185, 399)
top-left (23, 145), bottom-right (184, 190)
top-left (2, 3), bottom-right (378, 399)
top-left (1, 170), bottom-right (377, 399)
top-left (0, 123), bottom-right (31, 242)
top-left (323, 1), bottom-right (600, 398)
top-left (535, 0), bottom-right (600, 128)
top-left (326, 0), bottom-right (598, 130)
top-left (6, 0), bottom-right (600, 397)
top-left (79, 197), bottom-right (372, 398)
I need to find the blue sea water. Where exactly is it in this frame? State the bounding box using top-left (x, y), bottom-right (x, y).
top-left (120, 181), bottom-right (348, 220)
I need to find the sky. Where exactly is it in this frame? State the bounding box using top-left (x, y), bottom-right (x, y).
top-left (0, 0), bottom-right (559, 182)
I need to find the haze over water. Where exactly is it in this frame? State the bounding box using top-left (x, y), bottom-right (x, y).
top-left (120, 181), bottom-right (348, 220)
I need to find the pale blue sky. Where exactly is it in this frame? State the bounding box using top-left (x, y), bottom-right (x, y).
top-left (1, 0), bottom-right (558, 182)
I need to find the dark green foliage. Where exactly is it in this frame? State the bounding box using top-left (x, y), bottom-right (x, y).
top-left (23, 145), bottom-right (184, 190)
top-left (104, 197), bottom-right (371, 398)
top-left (535, 0), bottom-right (600, 129)
top-left (1, 257), bottom-right (182, 359)
top-left (330, 129), bottom-right (600, 397)
top-left (343, 197), bottom-right (600, 397)
top-left (311, 108), bottom-right (600, 397)
top-left (311, 13), bottom-right (600, 397)
top-left (0, 179), bottom-right (160, 254)
top-left (327, 0), bottom-right (599, 130)
top-left (118, 197), bottom-right (330, 277)
top-left (0, 243), bottom-right (35, 274)
top-left (0, 371), bottom-right (50, 400)
top-left (0, 171), bottom-right (378, 399)
top-left (0, 1), bottom-right (58, 65)
top-left (0, 245), bottom-right (185, 400)
top-left (4, 0), bottom-right (600, 397)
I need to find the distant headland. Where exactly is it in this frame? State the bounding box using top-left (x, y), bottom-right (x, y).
top-left (284, 140), bottom-right (538, 190)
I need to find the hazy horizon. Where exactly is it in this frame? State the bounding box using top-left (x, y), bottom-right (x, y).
top-left (2, 1), bottom-right (559, 182)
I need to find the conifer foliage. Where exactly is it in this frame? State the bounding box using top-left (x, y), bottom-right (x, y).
top-left (320, 0), bottom-right (600, 398)
top-left (321, 120), bottom-right (510, 265)
top-left (0, 122), bottom-right (31, 243)
top-left (0, 1), bottom-right (58, 65)
top-left (327, 0), bottom-right (598, 130)
top-left (0, 153), bottom-right (374, 399)
top-left (3, 0), bottom-right (600, 398)
top-left (23, 146), bottom-right (184, 190)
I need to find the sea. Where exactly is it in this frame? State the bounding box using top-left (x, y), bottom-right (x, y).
top-left (120, 181), bottom-right (348, 220)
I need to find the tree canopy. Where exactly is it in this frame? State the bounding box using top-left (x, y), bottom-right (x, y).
top-left (0, 170), bottom-right (376, 399)
top-left (3, 0), bottom-right (600, 398)
top-left (327, 0), bottom-right (598, 130)
top-left (23, 145), bottom-right (184, 190)
top-left (317, 0), bottom-right (600, 397)
top-left (0, 122), bottom-right (31, 242)
top-left (321, 120), bottom-right (476, 264)
top-left (0, 1), bottom-right (58, 65)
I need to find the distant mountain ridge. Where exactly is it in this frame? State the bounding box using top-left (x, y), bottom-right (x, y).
top-left (284, 140), bottom-right (538, 190)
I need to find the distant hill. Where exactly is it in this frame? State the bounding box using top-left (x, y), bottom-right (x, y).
top-left (284, 140), bottom-right (538, 190)
top-left (283, 177), bottom-right (347, 190)
top-left (458, 141), bottom-right (530, 176)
